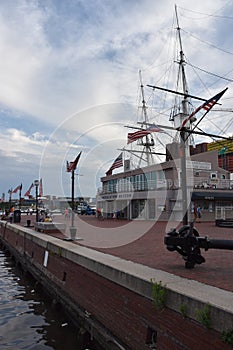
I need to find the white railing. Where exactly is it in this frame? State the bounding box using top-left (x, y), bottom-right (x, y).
top-left (193, 177), bottom-right (233, 189)
top-left (98, 178), bottom-right (233, 195)
top-left (216, 206), bottom-right (233, 220)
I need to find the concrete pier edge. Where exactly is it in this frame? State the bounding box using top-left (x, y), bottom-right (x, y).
top-left (1, 221), bottom-right (233, 334)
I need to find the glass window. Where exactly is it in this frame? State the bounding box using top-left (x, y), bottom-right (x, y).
top-left (135, 175), bottom-right (140, 190)
top-left (106, 179), bottom-right (117, 193)
top-left (140, 174), bottom-right (145, 190)
top-left (149, 171), bottom-right (157, 189)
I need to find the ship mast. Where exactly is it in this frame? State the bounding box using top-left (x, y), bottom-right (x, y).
top-left (175, 5), bottom-right (189, 126)
top-left (121, 70), bottom-right (160, 168)
top-left (146, 6), bottom-right (230, 225)
top-left (174, 5), bottom-right (190, 225)
top-left (139, 70), bottom-right (155, 166)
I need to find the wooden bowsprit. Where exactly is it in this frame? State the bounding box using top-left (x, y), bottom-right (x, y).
top-left (164, 222), bottom-right (233, 268)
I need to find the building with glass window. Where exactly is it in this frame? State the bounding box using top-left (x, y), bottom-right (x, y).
top-left (97, 143), bottom-right (233, 222)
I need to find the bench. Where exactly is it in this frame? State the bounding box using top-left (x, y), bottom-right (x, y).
top-left (34, 222), bottom-right (66, 234)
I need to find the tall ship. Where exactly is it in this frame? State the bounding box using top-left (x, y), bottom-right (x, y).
top-left (97, 7), bottom-right (233, 224)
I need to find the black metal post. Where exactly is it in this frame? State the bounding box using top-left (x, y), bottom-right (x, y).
top-left (66, 152), bottom-right (82, 241)
top-left (34, 180), bottom-right (39, 222)
top-left (67, 169), bottom-right (78, 240)
top-left (180, 130), bottom-right (188, 225)
top-left (71, 169), bottom-right (75, 227)
top-left (9, 190), bottom-right (12, 208)
top-left (19, 187), bottom-right (22, 210)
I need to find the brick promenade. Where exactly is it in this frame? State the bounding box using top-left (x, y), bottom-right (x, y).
top-left (19, 214), bottom-right (233, 292)
top-left (15, 215), bottom-right (233, 350)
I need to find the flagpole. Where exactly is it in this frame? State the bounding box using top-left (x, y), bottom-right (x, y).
top-left (66, 151), bottom-right (83, 241)
top-left (68, 168), bottom-right (82, 240)
top-left (19, 187), bottom-right (21, 210)
top-left (9, 189), bottom-right (12, 208)
top-left (71, 169), bottom-right (75, 227)
top-left (34, 180), bottom-right (39, 222)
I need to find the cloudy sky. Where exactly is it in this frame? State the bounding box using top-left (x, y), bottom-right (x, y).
top-left (1, 0), bottom-right (233, 200)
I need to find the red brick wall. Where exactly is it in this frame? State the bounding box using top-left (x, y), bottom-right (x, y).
top-left (0, 225), bottom-right (231, 350)
top-left (46, 250), bottom-right (230, 350)
top-left (218, 152), bottom-right (233, 172)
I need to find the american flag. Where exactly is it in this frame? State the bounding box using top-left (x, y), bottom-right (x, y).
top-left (106, 153), bottom-right (123, 176)
top-left (127, 125), bottom-right (162, 144)
top-left (12, 184), bottom-right (22, 193)
top-left (66, 151), bottom-right (82, 172)
top-left (24, 183), bottom-right (34, 197)
top-left (177, 88), bottom-right (228, 131)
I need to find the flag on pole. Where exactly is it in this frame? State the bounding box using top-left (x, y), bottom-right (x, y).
top-left (39, 178), bottom-right (43, 197)
top-left (24, 183), bottom-right (34, 197)
top-left (66, 151), bottom-right (82, 172)
top-left (127, 125), bottom-right (162, 144)
top-left (106, 153), bottom-right (123, 176)
top-left (177, 88), bottom-right (228, 131)
top-left (12, 183), bottom-right (22, 193)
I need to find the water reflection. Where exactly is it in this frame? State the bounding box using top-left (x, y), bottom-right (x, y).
top-left (0, 250), bottom-right (102, 350)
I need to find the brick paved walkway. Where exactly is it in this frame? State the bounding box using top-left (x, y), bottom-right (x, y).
top-left (19, 214), bottom-right (233, 292)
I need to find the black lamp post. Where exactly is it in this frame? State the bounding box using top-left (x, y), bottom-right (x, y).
top-left (71, 169), bottom-right (75, 227)
top-left (66, 151), bottom-right (82, 241)
top-left (34, 179), bottom-right (39, 222)
top-left (19, 184), bottom-right (22, 210)
top-left (8, 188), bottom-right (12, 208)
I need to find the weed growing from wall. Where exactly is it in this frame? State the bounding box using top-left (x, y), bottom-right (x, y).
top-left (179, 303), bottom-right (188, 318)
top-left (222, 329), bottom-right (233, 346)
top-left (195, 304), bottom-right (211, 329)
top-left (151, 280), bottom-right (166, 310)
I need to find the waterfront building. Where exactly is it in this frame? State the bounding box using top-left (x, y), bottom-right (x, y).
top-left (97, 142), bottom-right (233, 222)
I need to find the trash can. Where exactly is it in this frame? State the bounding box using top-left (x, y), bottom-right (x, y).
top-left (13, 209), bottom-right (21, 223)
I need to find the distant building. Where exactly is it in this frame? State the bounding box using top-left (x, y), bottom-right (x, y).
top-left (190, 139), bottom-right (233, 172)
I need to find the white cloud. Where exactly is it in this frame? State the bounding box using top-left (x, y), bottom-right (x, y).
top-left (0, 0), bottom-right (232, 197)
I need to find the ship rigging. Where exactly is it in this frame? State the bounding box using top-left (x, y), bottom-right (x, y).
top-left (121, 5), bottom-right (232, 225)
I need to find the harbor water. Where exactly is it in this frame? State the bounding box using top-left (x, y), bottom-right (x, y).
top-left (0, 247), bottom-right (103, 350)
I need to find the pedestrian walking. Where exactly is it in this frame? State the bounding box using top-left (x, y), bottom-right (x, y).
top-left (197, 206), bottom-right (202, 222)
top-left (193, 204), bottom-right (198, 222)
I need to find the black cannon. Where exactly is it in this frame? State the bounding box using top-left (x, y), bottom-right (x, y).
top-left (164, 222), bottom-right (233, 269)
